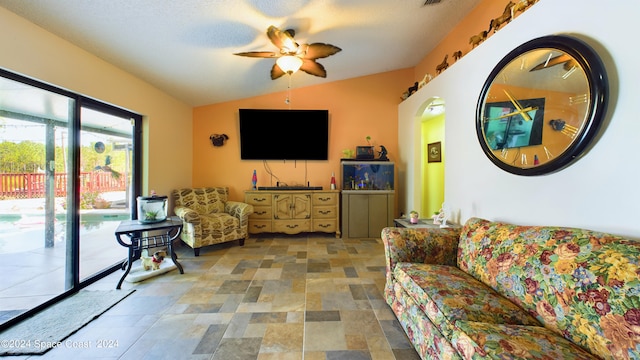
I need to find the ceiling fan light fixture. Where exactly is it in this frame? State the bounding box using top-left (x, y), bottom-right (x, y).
top-left (276, 55), bottom-right (303, 74)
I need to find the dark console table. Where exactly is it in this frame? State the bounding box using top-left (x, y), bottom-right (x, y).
top-left (114, 215), bottom-right (184, 289)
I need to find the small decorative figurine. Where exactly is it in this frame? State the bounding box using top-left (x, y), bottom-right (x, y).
top-left (490, 1), bottom-right (514, 33)
top-left (418, 73), bottom-right (433, 89)
top-left (432, 202), bottom-right (450, 228)
top-left (407, 82), bottom-right (419, 96)
top-left (409, 211), bottom-right (419, 224)
top-left (378, 145), bottom-right (388, 161)
top-left (436, 54), bottom-right (449, 74)
top-left (469, 29), bottom-right (489, 48)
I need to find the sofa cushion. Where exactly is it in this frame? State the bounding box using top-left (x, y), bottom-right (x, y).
top-left (393, 262), bottom-right (540, 341)
top-left (450, 321), bottom-right (598, 360)
top-left (458, 217), bottom-right (640, 359)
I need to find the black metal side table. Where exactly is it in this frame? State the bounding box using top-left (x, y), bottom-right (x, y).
top-left (114, 215), bottom-right (184, 289)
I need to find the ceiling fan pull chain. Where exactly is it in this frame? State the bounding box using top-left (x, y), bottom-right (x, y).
top-left (286, 74), bottom-right (293, 108)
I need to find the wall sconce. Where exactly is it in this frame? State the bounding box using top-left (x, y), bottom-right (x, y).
top-left (276, 55), bottom-right (303, 74)
top-left (210, 134), bottom-right (228, 147)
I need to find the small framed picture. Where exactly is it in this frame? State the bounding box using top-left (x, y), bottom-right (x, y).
top-left (427, 142), bottom-right (441, 163)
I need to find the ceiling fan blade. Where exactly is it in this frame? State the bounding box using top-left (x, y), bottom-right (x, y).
top-left (299, 59), bottom-right (327, 78)
top-left (302, 43), bottom-right (342, 60)
top-left (270, 63), bottom-right (286, 80)
top-left (234, 51), bottom-right (278, 58)
top-left (267, 25), bottom-right (298, 53)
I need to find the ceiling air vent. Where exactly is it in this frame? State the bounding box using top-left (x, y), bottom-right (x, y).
top-left (423, 0), bottom-right (442, 5)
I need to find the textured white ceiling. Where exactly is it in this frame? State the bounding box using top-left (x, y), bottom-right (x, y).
top-left (0, 0), bottom-right (482, 106)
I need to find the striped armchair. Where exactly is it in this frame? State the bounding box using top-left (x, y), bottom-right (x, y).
top-left (172, 187), bottom-right (253, 256)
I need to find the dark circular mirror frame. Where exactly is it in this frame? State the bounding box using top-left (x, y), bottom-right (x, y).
top-left (476, 35), bottom-right (608, 176)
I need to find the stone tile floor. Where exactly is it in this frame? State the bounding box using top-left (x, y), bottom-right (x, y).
top-left (19, 234), bottom-right (420, 359)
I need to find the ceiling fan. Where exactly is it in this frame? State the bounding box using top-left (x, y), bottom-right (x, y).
top-left (234, 25), bottom-right (341, 80)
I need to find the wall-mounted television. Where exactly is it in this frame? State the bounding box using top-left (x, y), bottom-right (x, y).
top-left (239, 109), bottom-right (329, 160)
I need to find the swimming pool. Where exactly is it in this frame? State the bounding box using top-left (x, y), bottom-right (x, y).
top-left (0, 212), bottom-right (131, 254)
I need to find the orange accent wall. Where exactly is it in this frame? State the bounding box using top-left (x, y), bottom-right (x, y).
top-left (414, 1), bottom-right (530, 82)
top-left (193, 69), bottom-right (413, 202)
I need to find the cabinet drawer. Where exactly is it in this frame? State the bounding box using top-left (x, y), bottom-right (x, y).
top-left (313, 219), bottom-right (337, 233)
top-left (273, 220), bottom-right (311, 234)
top-left (312, 193), bottom-right (337, 205)
top-left (313, 206), bottom-right (337, 219)
top-left (248, 220), bottom-right (272, 233)
top-left (250, 206), bottom-right (272, 219)
top-left (245, 193), bottom-right (272, 206)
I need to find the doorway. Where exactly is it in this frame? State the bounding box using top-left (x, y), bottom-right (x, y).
top-left (420, 98), bottom-right (445, 218)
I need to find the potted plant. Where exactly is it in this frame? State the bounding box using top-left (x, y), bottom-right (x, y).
top-left (356, 136), bottom-right (375, 160)
top-left (409, 210), bottom-right (419, 224)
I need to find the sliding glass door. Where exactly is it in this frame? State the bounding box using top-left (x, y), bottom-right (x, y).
top-left (79, 106), bottom-right (134, 281)
top-left (0, 77), bottom-right (75, 323)
top-left (0, 70), bottom-right (141, 327)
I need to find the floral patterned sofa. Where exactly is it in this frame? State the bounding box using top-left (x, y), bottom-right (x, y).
top-left (382, 217), bottom-right (640, 359)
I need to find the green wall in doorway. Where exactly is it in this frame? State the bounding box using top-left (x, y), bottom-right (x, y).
top-left (421, 113), bottom-right (445, 218)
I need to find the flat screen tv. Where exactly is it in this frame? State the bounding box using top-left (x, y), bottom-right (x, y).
top-left (239, 109), bottom-right (329, 160)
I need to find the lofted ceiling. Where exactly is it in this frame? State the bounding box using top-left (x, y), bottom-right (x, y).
top-left (0, 0), bottom-right (482, 106)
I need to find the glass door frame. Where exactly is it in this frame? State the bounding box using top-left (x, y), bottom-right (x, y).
top-left (0, 68), bottom-right (142, 330)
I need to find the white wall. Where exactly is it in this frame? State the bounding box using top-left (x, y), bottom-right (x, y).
top-left (398, 0), bottom-right (639, 238)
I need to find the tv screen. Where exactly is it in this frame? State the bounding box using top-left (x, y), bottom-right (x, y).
top-left (239, 109), bottom-right (329, 160)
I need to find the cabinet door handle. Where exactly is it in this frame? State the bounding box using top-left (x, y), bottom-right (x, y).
top-left (254, 224), bottom-right (267, 229)
top-left (318, 224), bottom-right (330, 228)
top-left (318, 197), bottom-right (331, 201)
top-left (286, 224), bottom-right (299, 229)
top-left (253, 198), bottom-right (267, 202)
top-left (319, 210), bottom-right (331, 215)
top-left (256, 211), bottom-right (267, 215)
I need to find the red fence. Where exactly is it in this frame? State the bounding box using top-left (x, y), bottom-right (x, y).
top-left (0, 172), bottom-right (126, 199)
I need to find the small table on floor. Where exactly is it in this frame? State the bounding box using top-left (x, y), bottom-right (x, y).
top-left (114, 216), bottom-right (184, 289)
top-left (394, 218), bottom-right (460, 229)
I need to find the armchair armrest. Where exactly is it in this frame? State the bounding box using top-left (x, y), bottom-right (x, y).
top-left (225, 201), bottom-right (254, 231)
top-left (225, 201), bottom-right (254, 219)
top-left (381, 227), bottom-right (461, 275)
top-left (174, 206), bottom-right (202, 225)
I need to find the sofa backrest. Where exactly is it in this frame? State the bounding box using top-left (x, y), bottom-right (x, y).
top-left (172, 187), bottom-right (228, 214)
top-left (457, 217), bottom-right (640, 359)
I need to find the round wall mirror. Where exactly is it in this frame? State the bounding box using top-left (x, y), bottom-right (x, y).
top-left (476, 35), bottom-right (608, 175)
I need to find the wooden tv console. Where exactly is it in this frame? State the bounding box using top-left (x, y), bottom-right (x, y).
top-left (244, 189), bottom-right (340, 237)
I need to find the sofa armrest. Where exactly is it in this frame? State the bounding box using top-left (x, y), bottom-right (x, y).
top-left (381, 227), bottom-right (461, 274)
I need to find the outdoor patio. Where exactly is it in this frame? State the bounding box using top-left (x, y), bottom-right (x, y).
top-left (0, 193), bottom-right (131, 324)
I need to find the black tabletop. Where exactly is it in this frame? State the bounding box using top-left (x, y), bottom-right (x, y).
top-left (115, 215), bottom-right (182, 235)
